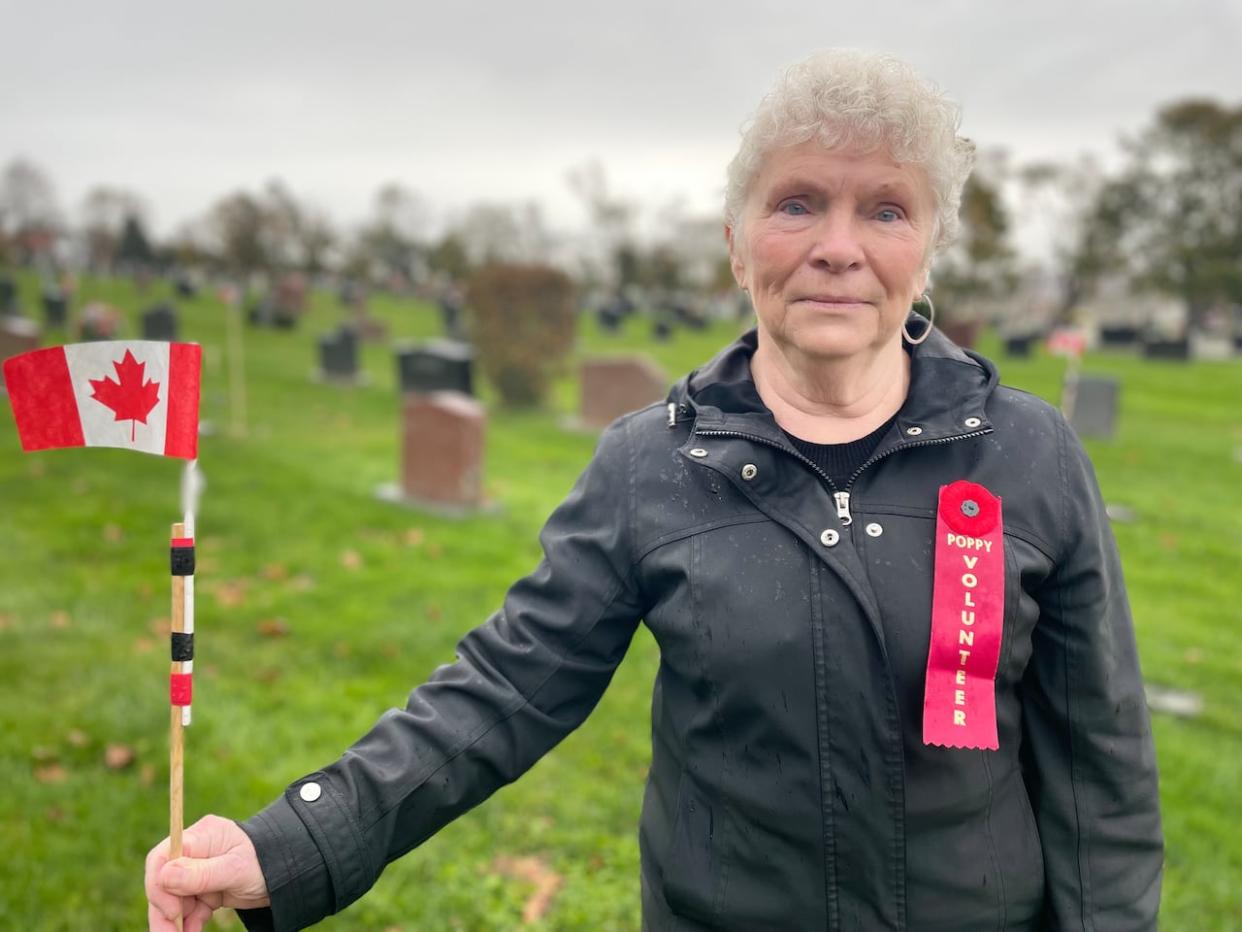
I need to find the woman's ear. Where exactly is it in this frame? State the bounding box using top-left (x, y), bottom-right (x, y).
top-left (725, 224), bottom-right (748, 291)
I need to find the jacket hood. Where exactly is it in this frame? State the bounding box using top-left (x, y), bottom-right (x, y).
top-left (666, 312), bottom-right (1001, 446)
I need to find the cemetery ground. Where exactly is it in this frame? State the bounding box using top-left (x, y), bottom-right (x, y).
top-left (0, 275), bottom-right (1239, 930)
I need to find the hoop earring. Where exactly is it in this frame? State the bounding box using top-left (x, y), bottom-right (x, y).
top-left (903, 293), bottom-right (935, 345)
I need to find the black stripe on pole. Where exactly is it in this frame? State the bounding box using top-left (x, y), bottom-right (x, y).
top-left (171, 632), bottom-right (195, 662)
top-left (171, 546), bottom-right (196, 576)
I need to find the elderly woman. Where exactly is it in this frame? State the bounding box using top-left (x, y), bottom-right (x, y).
top-left (147, 50), bottom-right (1163, 931)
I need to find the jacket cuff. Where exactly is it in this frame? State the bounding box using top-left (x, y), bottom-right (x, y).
top-left (236, 785), bottom-right (336, 931)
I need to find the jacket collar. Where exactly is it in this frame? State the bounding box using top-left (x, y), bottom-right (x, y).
top-left (666, 313), bottom-right (1000, 447)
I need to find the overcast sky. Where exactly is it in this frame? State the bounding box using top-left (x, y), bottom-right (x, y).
top-left (3, 0), bottom-right (1239, 245)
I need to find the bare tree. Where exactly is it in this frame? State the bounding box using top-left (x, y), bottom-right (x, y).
top-left (0, 158), bottom-right (62, 264)
top-left (80, 186), bottom-right (149, 271)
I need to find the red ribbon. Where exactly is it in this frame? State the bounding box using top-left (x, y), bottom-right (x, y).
top-left (922, 480), bottom-right (1004, 750)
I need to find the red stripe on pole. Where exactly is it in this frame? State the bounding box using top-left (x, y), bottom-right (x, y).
top-left (3, 347), bottom-right (85, 452)
top-left (163, 343), bottom-right (201, 459)
top-left (171, 537), bottom-right (194, 547)
top-left (170, 673), bottom-right (193, 706)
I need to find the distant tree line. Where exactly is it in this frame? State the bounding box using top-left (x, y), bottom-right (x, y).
top-left (1, 95), bottom-right (1238, 327)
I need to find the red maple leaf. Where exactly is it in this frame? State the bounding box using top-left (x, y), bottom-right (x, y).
top-left (89, 350), bottom-right (161, 442)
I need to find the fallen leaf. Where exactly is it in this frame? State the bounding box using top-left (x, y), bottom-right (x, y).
top-left (257, 618), bottom-right (290, 638)
top-left (139, 764), bottom-right (156, 787)
top-left (256, 667), bottom-right (282, 684)
top-left (31, 745), bottom-right (58, 763)
top-left (0, 614), bottom-right (13, 631)
top-left (403, 528), bottom-right (425, 547)
top-left (289, 574), bottom-right (316, 592)
top-left (34, 764), bottom-right (68, 784)
top-left (149, 617), bottom-right (171, 637)
top-left (340, 550), bottom-right (362, 570)
top-left (66, 729), bottom-right (89, 748)
top-left (1158, 533), bottom-right (1179, 551)
top-left (381, 643), bottom-right (400, 659)
top-left (104, 744), bottom-right (136, 770)
top-left (427, 605), bottom-right (442, 622)
top-left (215, 580), bottom-right (248, 608)
top-left (49, 611), bottom-right (71, 630)
top-left (137, 582), bottom-right (154, 599)
top-left (333, 641), bottom-right (352, 658)
top-left (1184, 647), bottom-right (1204, 665)
top-left (492, 855), bottom-right (564, 924)
top-left (28, 459), bottom-right (46, 478)
top-left (425, 543), bottom-right (443, 560)
top-left (261, 563), bottom-right (289, 581)
top-left (102, 523), bottom-right (124, 543)
top-left (44, 806), bottom-right (67, 823)
top-left (133, 637), bottom-right (156, 654)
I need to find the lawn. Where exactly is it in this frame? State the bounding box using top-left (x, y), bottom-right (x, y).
top-left (0, 273), bottom-right (1238, 930)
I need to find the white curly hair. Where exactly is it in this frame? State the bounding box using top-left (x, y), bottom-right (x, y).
top-left (725, 49), bottom-right (976, 256)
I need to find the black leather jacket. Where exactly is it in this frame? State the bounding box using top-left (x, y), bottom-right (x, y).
top-left (239, 322), bottom-right (1162, 931)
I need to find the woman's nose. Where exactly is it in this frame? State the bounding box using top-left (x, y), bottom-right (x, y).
top-left (807, 212), bottom-right (864, 271)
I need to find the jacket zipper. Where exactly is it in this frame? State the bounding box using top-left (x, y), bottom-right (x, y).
top-left (694, 427), bottom-right (993, 525)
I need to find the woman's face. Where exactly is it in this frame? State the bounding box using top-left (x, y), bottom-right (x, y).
top-left (729, 140), bottom-right (935, 364)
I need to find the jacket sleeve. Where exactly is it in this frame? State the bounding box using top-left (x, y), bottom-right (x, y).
top-left (1020, 414), bottom-right (1163, 931)
top-left (236, 418), bottom-right (647, 931)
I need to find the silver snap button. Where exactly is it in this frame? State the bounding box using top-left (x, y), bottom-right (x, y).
top-left (299, 782), bottom-right (322, 802)
top-left (961, 499), bottom-right (980, 517)
top-left (741, 464), bottom-right (758, 480)
top-left (689, 448), bottom-right (708, 458)
top-left (820, 529), bottom-right (839, 547)
top-left (964, 417), bottom-right (982, 428)
top-left (905, 426), bottom-right (923, 436)
top-left (865, 522), bottom-right (883, 537)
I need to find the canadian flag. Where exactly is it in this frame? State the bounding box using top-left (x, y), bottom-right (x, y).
top-left (4, 341), bottom-right (201, 459)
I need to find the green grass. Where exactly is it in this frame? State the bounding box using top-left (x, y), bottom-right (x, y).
top-left (0, 274), bottom-right (1239, 929)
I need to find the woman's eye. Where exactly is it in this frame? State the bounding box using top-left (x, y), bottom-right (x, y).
top-left (875, 208), bottom-right (902, 222)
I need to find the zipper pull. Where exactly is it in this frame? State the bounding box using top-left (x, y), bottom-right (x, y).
top-left (834, 491), bottom-right (853, 526)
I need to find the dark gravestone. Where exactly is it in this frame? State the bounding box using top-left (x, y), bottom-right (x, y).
top-left (142, 303), bottom-right (179, 341)
top-left (438, 295), bottom-right (465, 340)
top-left (175, 275), bottom-right (197, 299)
top-left (42, 288), bottom-right (68, 328)
top-left (1003, 335), bottom-right (1034, 358)
top-left (0, 276), bottom-right (17, 315)
top-left (1099, 325), bottom-right (1141, 349)
top-left (318, 327), bottom-right (359, 381)
top-left (396, 340), bottom-right (474, 396)
top-left (1143, 338), bottom-right (1190, 361)
top-left (651, 317), bottom-right (673, 342)
top-left (1066, 374), bottom-right (1120, 440)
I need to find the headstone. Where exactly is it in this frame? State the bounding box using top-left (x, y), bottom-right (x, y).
top-left (1003, 334), bottom-right (1034, 358)
top-left (580, 356), bottom-right (667, 429)
top-left (1189, 331), bottom-right (1234, 361)
top-left (0, 276), bottom-right (16, 315)
top-left (0, 317), bottom-right (42, 392)
top-left (438, 294), bottom-right (465, 340)
top-left (141, 303), bottom-right (179, 341)
top-left (318, 326), bottom-right (359, 382)
top-left (396, 340), bottom-right (474, 396)
top-left (400, 392), bottom-right (485, 509)
top-left (651, 317), bottom-right (673, 342)
top-left (1065, 374), bottom-right (1120, 440)
top-left (174, 273), bottom-right (198, 299)
top-left (1098, 324), bottom-right (1141, 349)
top-left (41, 288), bottom-right (68, 328)
top-left (1142, 338), bottom-right (1190, 361)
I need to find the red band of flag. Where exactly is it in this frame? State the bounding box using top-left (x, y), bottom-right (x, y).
top-left (170, 673), bottom-right (193, 706)
top-left (171, 537), bottom-right (194, 548)
top-left (922, 481), bottom-right (1004, 750)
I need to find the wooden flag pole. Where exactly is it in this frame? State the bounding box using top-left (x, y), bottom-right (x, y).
top-left (170, 520), bottom-right (187, 932)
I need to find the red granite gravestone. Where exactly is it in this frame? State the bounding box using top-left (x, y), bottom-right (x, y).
top-left (401, 392), bottom-right (485, 509)
top-left (0, 317), bottom-right (41, 392)
top-left (580, 356), bottom-right (667, 429)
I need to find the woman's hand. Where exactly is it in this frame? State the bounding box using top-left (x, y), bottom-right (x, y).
top-left (145, 814), bottom-right (270, 931)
